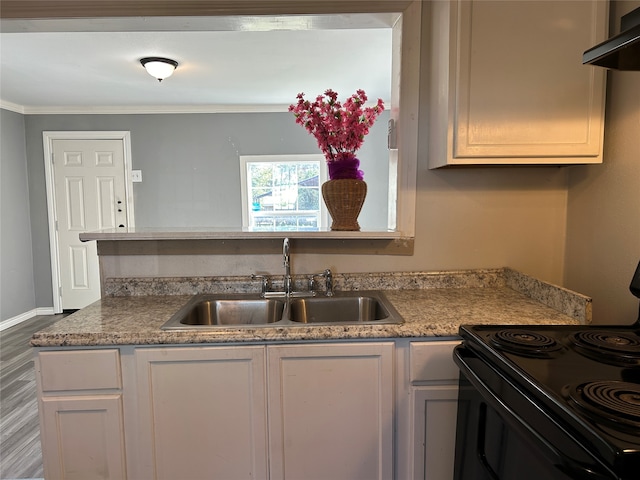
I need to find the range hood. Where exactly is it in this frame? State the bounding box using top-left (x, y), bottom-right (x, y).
top-left (583, 6), bottom-right (640, 70)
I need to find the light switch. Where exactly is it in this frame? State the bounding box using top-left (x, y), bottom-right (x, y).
top-left (131, 170), bottom-right (142, 182)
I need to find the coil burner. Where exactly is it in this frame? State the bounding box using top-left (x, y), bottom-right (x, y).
top-left (489, 329), bottom-right (563, 357)
top-left (569, 331), bottom-right (640, 366)
top-left (564, 381), bottom-right (640, 431)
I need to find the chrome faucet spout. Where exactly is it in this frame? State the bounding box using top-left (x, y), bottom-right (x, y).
top-left (283, 238), bottom-right (292, 295)
top-left (283, 238), bottom-right (290, 270)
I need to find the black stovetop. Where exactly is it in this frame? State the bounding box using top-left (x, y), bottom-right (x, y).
top-left (458, 324), bottom-right (640, 471)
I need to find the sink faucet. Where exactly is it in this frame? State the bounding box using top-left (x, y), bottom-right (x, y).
top-left (310, 269), bottom-right (334, 297)
top-left (250, 274), bottom-right (270, 297)
top-left (283, 238), bottom-right (292, 296)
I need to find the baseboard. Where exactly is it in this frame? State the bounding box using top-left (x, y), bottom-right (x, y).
top-left (0, 307), bottom-right (56, 332)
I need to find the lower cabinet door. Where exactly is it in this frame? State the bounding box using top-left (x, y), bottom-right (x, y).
top-left (267, 342), bottom-right (394, 480)
top-left (40, 395), bottom-right (127, 480)
top-left (134, 346), bottom-right (268, 480)
top-left (413, 385), bottom-right (459, 480)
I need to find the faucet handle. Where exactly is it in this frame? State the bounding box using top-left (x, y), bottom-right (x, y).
top-left (323, 269), bottom-right (334, 297)
top-left (251, 274), bottom-right (270, 297)
top-left (309, 269), bottom-right (334, 297)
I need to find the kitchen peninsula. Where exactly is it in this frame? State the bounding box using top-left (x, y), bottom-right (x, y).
top-left (32, 267), bottom-right (589, 480)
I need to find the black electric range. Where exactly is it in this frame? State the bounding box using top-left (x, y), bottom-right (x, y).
top-left (453, 323), bottom-right (640, 479)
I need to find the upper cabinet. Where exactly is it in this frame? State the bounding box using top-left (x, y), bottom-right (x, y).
top-left (426, 0), bottom-right (608, 168)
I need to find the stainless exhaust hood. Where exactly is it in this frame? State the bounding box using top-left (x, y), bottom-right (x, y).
top-left (583, 6), bottom-right (640, 70)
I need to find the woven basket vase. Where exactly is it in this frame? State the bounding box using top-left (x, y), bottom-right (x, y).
top-left (321, 179), bottom-right (367, 231)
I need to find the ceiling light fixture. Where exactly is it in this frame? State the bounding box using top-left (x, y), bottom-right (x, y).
top-left (140, 57), bottom-right (178, 82)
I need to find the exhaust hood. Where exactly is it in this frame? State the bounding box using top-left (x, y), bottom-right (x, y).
top-left (583, 6), bottom-right (640, 70)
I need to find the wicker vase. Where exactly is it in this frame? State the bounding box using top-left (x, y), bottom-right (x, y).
top-left (321, 179), bottom-right (367, 231)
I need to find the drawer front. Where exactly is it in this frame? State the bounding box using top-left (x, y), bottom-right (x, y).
top-left (39, 349), bottom-right (121, 392)
top-left (409, 341), bottom-right (461, 383)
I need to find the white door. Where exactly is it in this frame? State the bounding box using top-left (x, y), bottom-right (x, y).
top-left (46, 134), bottom-right (132, 310)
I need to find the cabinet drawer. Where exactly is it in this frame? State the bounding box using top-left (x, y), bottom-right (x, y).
top-left (39, 349), bottom-right (121, 392)
top-left (409, 341), bottom-right (460, 383)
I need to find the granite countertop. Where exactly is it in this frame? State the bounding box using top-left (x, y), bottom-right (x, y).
top-left (31, 268), bottom-right (591, 347)
top-left (78, 226), bottom-right (404, 241)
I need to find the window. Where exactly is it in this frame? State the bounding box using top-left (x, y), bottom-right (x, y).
top-left (240, 154), bottom-right (328, 231)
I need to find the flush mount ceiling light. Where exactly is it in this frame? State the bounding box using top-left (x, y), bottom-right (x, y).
top-left (140, 57), bottom-right (178, 82)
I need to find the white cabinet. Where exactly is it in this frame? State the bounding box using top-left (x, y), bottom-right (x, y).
top-left (396, 339), bottom-right (461, 480)
top-left (35, 349), bottom-right (127, 480)
top-left (134, 345), bottom-right (268, 480)
top-left (133, 342), bottom-right (394, 480)
top-left (427, 0), bottom-right (608, 168)
top-left (37, 339), bottom-right (457, 480)
top-left (267, 342), bottom-right (395, 480)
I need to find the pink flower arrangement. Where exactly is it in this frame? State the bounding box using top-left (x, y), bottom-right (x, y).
top-left (289, 89), bottom-right (384, 180)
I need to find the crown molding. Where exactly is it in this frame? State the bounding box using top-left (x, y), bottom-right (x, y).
top-left (1, 103), bottom-right (295, 115)
top-left (1, 100), bottom-right (389, 115)
top-left (0, 100), bottom-right (26, 114)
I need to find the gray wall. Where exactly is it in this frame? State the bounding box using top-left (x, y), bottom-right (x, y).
top-left (25, 111), bottom-right (389, 229)
top-left (1, 109), bottom-right (37, 320)
top-left (22, 110), bottom-right (389, 309)
top-left (564, 0), bottom-right (640, 325)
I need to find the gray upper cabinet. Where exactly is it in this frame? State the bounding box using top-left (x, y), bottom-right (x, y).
top-left (426, 0), bottom-right (608, 168)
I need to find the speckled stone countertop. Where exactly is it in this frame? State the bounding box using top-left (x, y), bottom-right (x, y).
top-left (32, 268), bottom-right (591, 347)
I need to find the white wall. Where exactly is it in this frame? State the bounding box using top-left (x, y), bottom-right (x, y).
top-left (565, 1), bottom-right (640, 326)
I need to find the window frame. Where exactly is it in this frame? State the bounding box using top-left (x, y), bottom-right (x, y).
top-left (239, 154), bottom-right (329, 231)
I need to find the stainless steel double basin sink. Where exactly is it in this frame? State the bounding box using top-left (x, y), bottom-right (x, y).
top-left (160, 291), bottom-right (403, 330)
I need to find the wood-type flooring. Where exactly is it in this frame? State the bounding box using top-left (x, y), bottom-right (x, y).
top-left (1, 314), bottom-right (68, 479)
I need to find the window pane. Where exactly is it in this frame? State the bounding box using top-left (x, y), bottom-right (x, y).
top-left (250, 164), bottom-right (272, 188)
top-left (298, 216), bottom-right (318, 230)
top-left (273, 186), bottom-right (297, 211)
top-left (298, 188), bottom-right (319, 211)
top-left (298, 164), bottom-right (320, 186)
top-left (275, 216), bottom-right (298, 229)
top-left (242, 155), bottom-right (325, 231)
top-left (253, 217), bottom-right (274, 230)
top-left (274, 163), bottom-right (297, 187)
top-left (252, 188), bottom-right (272, 211)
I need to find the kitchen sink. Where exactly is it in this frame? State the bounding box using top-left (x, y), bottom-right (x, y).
top-left (289, 295), bottom-right (391, 324)
top-left (161, 295), bottom-right (285, 329)
top-left (160, 291), bottom-right (403, 330)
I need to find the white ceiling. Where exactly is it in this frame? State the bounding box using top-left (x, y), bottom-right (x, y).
top-left (0, 14), bottom-right (396, 114)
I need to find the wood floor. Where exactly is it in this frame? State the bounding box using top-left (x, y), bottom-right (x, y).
top-left (1, 314), bottom-right (68, 480)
